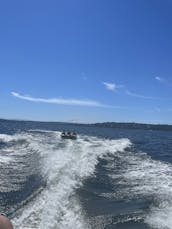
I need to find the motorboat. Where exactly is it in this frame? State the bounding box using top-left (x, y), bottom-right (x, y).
top-left (61, 131), bottom-right (77, 140)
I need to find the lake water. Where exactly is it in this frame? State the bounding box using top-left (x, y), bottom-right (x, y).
top-left (0, 119), bottom-right (172, 229)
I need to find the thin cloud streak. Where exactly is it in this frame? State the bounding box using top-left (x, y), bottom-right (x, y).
top-left (11, 91), bottom-right (125, 109)
top-left (126, 90), bottom-right (164, 100)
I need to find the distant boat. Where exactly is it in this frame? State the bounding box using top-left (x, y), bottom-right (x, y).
top-left (61, 131), bottom-right (77, 140)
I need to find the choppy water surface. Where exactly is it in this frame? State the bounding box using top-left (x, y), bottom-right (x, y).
top-left (0, 120), bottom-right (172, 229)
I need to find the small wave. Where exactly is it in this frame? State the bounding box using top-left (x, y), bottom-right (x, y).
top-left (0, 133), bottom-right (42, 193)
top-left (0, 153), bottom-right (12, 164)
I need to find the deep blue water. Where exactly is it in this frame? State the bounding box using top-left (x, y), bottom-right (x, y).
top-left (0, 119), bottom-right (172, 229)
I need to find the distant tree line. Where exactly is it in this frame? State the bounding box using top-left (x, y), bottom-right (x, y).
top-left (1, 118), bottom-right (172, 132)
top-left (91, 122), bottom-right (172, 131)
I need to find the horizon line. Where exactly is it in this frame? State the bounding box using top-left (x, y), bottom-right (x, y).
top-left (0, 117), bottom-right (171, 126)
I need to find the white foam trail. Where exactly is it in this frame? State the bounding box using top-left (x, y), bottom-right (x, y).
top-left (5, 130), bottom-right (172, 228)
top-left (106, 149), bottom-right (172, 229)
top-left (0, 134), bottom-right (15, 142)
top-left (0, 134), bottom-right (26, 142)
top-left (11, 131), bottom-right (130, 229)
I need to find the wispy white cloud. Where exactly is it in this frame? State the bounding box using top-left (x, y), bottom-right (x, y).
top-left (126, 90), bottom-right (162, 100)
top-left (155, 76), bottom-right (172, 87)
top-left (11, 91), bottom-right (124, 109)
top-left (155, 76), bottom-right (164, 82)
top-left (102, 82), bottom-right (123, 92)
top-left (11, 92), bottom-right (103, 107)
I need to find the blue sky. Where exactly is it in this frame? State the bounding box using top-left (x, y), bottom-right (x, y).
top-left (1, 0), bottom-right (172, 124)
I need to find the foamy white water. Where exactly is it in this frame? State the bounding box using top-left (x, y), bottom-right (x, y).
top-left (1, 131), bottom-right (130, 229)
top-left (104, 146), bottom-right (172, 229)
top-left (122, 154), bottom-right (172, 229)
top-left (2, 130), bottom-right (172, 228)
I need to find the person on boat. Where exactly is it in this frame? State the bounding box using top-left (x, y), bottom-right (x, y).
top-left (0, 214), bottom-right (13, 229)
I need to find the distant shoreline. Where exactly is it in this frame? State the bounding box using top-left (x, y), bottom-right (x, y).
top-left (91, 122), bottom-right (172, 131)
top-left (0, 118), bottom-right (172, 131)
